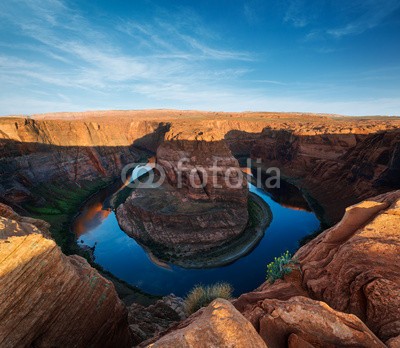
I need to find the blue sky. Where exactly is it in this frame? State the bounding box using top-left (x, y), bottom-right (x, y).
top-left (0, 0), bottom-right (399, 116)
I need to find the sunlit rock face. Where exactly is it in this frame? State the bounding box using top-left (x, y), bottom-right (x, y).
top-left (0, 203), bottom-right (131, 348)
top-left (257, 296), bottom-right (384, 348)
top-left (116, 139), bottom-right (249, 264)
top-left (295, 190), bottom-right (400, 344)
top-left (145, 299), bottom-right (267, 348)
top-left (234, 190), bottom-right (400, 347)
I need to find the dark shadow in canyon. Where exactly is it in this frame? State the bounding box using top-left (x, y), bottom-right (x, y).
top-left (225, 127), bottom-right (400, 225)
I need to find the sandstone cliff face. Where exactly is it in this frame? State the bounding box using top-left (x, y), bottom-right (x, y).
top-left (296, 190), bottom-right (400, 343)
top-left (116, 139), bottom-right (249, 263)
top-left (234, 190), bottom-right (400, 346)
top-left (257, 296), bottom-right (385, 348)
top-left (0, 116), bottom-right (169, 205)
top-left (0, 203), bottom-right (131, 348)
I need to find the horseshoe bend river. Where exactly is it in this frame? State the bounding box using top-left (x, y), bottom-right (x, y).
top-left (72, 174), bottom-right (321, 297)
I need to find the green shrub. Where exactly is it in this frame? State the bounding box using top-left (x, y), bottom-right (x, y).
top-left (266, 250), bottom-right (297, 284)
top-left (184, 282), bottom-right (233, 315)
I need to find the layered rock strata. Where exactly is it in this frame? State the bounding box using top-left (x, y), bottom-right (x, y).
top-left (243, 127), bottom-right (400, 224)
top-left (0, 204), bottom-right (131, 348)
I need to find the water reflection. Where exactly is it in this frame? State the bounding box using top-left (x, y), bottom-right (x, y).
top-left (74, 198), bottom-right (111, 238)
top-left (73, 173), bottom-right (321, 297)
top-left (251, 168), bottom-right (313, 212)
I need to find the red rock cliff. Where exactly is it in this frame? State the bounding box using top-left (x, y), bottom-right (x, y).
top-left (0, 203), bottom-right (131, 348)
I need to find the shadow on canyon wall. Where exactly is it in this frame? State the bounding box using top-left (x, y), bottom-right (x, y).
top-left (1, 124), bottom-right (399, 226)
top-left (225, 127), bottom-right (400, 224)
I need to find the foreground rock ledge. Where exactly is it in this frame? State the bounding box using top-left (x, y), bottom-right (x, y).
top-left (145, 299), bottom-right (267, 348)
top-left (258, 296), bottom-right (385, 348)
top-left (0, 204), bottom-right (131, 348)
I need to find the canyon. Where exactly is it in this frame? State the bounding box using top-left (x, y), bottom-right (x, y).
top-left (1, 111), bottom-right (399, 225)
top-left (0, 110), bottom-right (399, 347)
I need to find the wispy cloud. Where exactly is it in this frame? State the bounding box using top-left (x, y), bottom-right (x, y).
top-left (0, 0), bottom-right (253, 99)
top-left (284, 0), bottom-right (400, 39)
top-left (327, 0), bottom-right (400, 38)
top-left (117, 17), bottom-right (253, 61)
top-left (253, 79), bottom-right (287, 85)
top-left (284, 0), bottom-right (311, 28)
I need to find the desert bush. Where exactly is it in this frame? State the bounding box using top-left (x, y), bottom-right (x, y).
top-left (184, 282), bottom-right (233, 315)
top-left (266, 250), bottom-right (298, 284)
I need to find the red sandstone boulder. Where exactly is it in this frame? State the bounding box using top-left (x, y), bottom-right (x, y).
top-left (257, 296), bottom-right (385, 348)
top-left (146, 299), bottom-right (267, 348)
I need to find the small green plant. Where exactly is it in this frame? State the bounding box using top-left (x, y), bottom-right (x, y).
top-left (266, 250), bottom-right (297, 284)
top-left (184, 282), bottom-right (233, 315)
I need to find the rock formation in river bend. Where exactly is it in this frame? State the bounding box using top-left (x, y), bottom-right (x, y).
top-left (116, 139), bottom-right (249, 262)
top-left (0, 203), bottom-right (131, 348)
top-left (157, 140), bottom-right (248, 205)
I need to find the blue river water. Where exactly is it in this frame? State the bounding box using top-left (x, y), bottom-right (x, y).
top-left (74, 183), bottom-right (320, 297)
